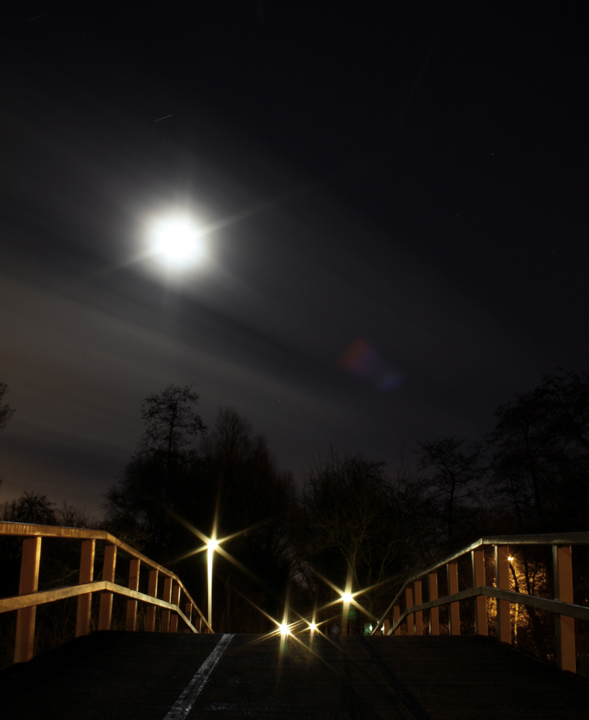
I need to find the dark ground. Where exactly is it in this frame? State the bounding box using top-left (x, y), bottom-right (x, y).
top-left (0, 632), bottom-right (587, 719)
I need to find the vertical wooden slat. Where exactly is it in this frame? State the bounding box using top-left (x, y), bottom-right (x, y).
top-left (98, 545), bottom-right (117, 631)
top-left (495, 545), bottom-right (511, 644)
top-left (405, 587), bottom-right (414, 636)
top-left (14, 537), bottom-right (42, 664)
top-left (76, 539), bottom-right (95, 637)
top-left (161, 576), bottom-right (172, 632)
top-left (184, 602), bottom-right (193, 633)
top-left (383, 617), bottom-right (390, 636)
top-left (553, 545), bottom-right (576, 673)
top-left (414, 580), bottom-right (423, 636)
top-left (125, 559), bottom-right (141, 632)
top-left (146, 569), bottom-right (158, 632)
top-left (170, 583), bottom-right (181, 633)
top-left (429, 571), bottom-right (439, 636)
top-left (393, 605), bottom-right (401, 635)
top-left (447, 561), bottom-right (460, 635)
top-left (471, 548), bottom-right (488, 636)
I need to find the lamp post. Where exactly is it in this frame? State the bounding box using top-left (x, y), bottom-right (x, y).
top-left (341, 591), bottom-right (353, 636)
top-left (207, 538), bottom-right (219, 628)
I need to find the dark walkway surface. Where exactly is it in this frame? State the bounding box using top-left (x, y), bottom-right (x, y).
top-left (1, 632), bottom-right (587, 719)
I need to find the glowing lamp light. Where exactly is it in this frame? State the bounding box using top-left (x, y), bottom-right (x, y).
top-left (341, 592), bottom-right (353, 603)
top-left (508, 556), bottom-right (514, 562)
top-left (208, 539), bottom-right (219, 551)
top-left (309, 622), bottom-right (317, 631)
top-left (152, 217), bottom-right (204, 265)
top-left (279, 623), bottom-right (290, 636)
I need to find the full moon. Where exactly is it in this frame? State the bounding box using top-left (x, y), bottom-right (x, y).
top-left (152, 217), bottom-right (204, 265)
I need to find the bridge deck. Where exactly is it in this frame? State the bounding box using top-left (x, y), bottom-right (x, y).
top-left (1, 632), bottom-right (587, 719)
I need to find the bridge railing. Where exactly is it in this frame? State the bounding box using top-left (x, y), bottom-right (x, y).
top-left (0, 521), bottom-right (212, 665)
top-left (373, 532), bottom-right (589, 674)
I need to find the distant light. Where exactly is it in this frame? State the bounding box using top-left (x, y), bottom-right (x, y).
top-left (152, 216), bottom-right (204, 265)
top-left (309, 622), bottom-right (317, 631)
top-left (508, 556), bottom-right (514, 562)
top-left (208, 539), bottom-right (219, 551)
top-left (279, 623), bottom-right (290, 636)
top-left (342, 592), bottom-right (353, 603)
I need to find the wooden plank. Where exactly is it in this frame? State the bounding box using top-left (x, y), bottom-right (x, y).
top-left (126, 559), bottom-right (141, 632)
top-left (99, 545), bottom-right (117, 631)
top-left (146, 569), bottom-right (158, 632)
top-left (184, 602), bottom-right (192, 633)
top-left (170, 583), bottom-right (181, 633)
top-left (405, 587), bottom-right (414, 636)
top-left (14, 537), bottom-right (42, 664)
top-left (429, 571), bottom-right (439, 636)
top-left (0, 581), bottom-right (198, 632)
top-left (76, 539), bottom-right (95, 637)
top-left (393, 605), bottom-right (401, 636)
top-left (384, 585), bottom-right (589, 624)
top-left (471, 548), bottom-right (488, 636)
top-left (495, 545), bottom-right (511, 644)
top-left (447, 561), bottom-right (460, 635)
top-left (162, 577), bottom-right (172, 632)
top-left (553, 545), bottom-right (576, 673)
top-left (414, 581), bottom-right (423, 636)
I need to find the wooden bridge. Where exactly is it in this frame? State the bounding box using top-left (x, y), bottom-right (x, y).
top-left (1, 522), bottom-right (588, 719)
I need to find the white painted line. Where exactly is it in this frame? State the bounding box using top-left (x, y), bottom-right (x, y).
top-left (162, 633), bottom-right (235, 720)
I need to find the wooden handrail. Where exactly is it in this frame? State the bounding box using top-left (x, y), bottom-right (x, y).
top-left (372, 532), bottom-right (589, 674)
top-left (388, 586), bottom-right (589, 628)
top-left (0, 521), bottom-right (212, 665)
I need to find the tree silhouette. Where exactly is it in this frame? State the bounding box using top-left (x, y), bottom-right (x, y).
top-left (487, 369), bottom-right (589, 532)
top-left (0, 383), bottom-right (14, 432)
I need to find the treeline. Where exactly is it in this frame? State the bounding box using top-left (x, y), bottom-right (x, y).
top-left (1, 371), bottom-right (589, 649)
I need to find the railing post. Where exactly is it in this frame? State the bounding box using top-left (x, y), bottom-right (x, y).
top-left (553, 545), bottom-right (576, 673)
top-left (125, 559), bottom-right (141, 631)
top-left (471, 548), bottom-right (488, 636)
top-left (495, 545), bottom-right (511, 644)
top-left (76, 539), bottom-right (95, 637)
top-left (99, 544), bottom-right (117, 631)
top-left (393, 604), bottom-right (401, 635)
top-left (184, 602), bottom-right (193, 633)
top-left (447, 561), bottom-right (460, 635)
top-left (14, 537), bottom-right (42, 664)
top-left (405, 587), bottom-right (414, 635)
top-left (429, 571), bottom-right (439, 636)
top-left (170, 583), bottom-right (181, 633)
top-left (383, 617), bottom-right (390, 636)
top-left (161, 576), bottom-right (172, 632)
top-left (146, 570), bottom-right (158, 632)
top-left (414, 580), bottom-right (423, 636)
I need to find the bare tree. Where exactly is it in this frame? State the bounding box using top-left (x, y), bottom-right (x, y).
top-left (302, 454), bottom-right (412, 618)
top-left (0, 383), bottom-right (14, 432)
top-left (417, 437), bottom-right (484, 551)
top-left (487, 369), bottom-right (589, 532)
top-left (104, 385), bottom-right (207, 560)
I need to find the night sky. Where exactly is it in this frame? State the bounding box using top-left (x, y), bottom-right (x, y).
top-left (1, 3), bottom-right (587, 514)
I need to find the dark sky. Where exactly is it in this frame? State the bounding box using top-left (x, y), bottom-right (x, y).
top-left (1, 2), bottom-right (587, 514)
